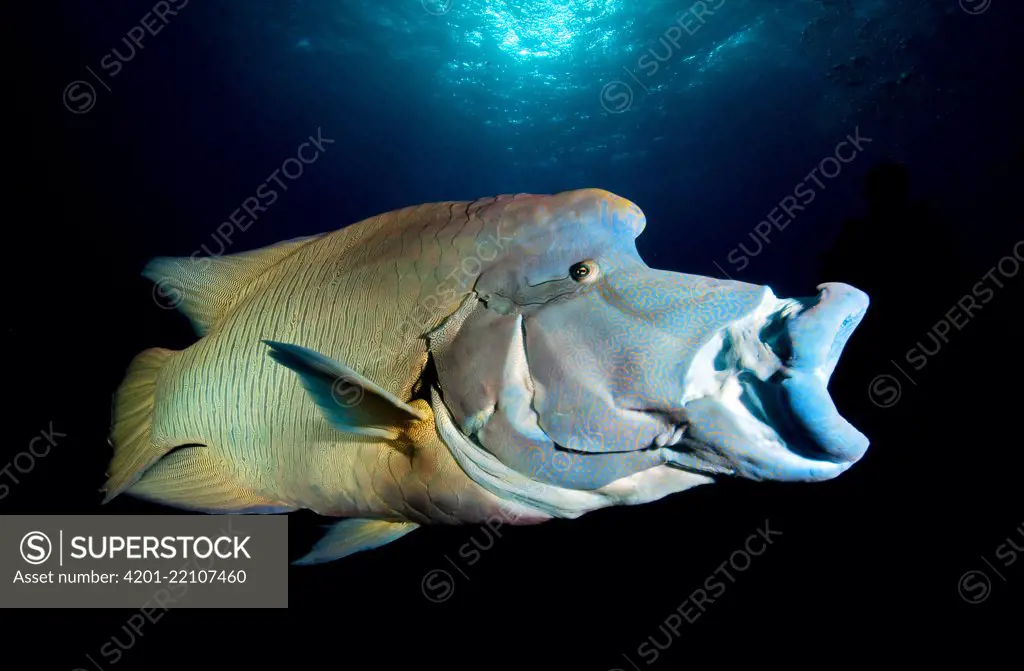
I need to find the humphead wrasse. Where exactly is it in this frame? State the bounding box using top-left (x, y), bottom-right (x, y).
top-left (105, 189), bottom-right (870, 564)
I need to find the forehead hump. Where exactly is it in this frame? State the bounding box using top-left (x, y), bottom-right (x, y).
top-left (499, 189), bottom-right (646, 244)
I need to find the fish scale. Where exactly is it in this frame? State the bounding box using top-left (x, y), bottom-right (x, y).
top-left (104, 188), bottom-right (871, 564)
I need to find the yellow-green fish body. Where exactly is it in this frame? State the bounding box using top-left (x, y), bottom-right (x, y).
top-left (106, 189), bottom-right (871, 564)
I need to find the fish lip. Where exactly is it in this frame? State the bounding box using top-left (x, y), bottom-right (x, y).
top-left (552, 442), bottom-right (659, 455)
top-left (784, 283), bottom-right (869, 382)
top-left (662, 282), bottom-right (871, 483)
top-left (779, 282), bottom-right (870, 465)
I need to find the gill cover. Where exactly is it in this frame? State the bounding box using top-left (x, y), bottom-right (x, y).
top-left (429, 189), bottom-right (766, 489)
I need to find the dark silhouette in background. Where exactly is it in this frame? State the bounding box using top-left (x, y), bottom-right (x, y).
top-left (813, 159), bottom-right (1022, 627)
top-left (813, 160), bottom-right (975, 534)
top-left (819, 160), bottom-right (969, 347)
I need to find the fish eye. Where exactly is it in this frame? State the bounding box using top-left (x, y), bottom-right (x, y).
top-left (569, 261), bottom-right (598, 282)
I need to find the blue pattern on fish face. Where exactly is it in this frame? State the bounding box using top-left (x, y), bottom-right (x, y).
top-left (432, 190), bottom-right (758, 488)
top-left (523, 265), bottom-right (764, 440)
top-left (432, 189), bottom-right (869, 490)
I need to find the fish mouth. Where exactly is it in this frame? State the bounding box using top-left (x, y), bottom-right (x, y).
top-left (775, 282), bottom-right (870, 464)
top-left (665, 282), bottom-right (871, 482)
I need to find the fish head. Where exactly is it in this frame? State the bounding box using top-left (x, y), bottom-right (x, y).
top-left (429, 189), bottom-right (870, 503)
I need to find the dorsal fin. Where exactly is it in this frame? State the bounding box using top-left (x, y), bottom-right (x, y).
top-left (142, 233), bottom-right (325, 335)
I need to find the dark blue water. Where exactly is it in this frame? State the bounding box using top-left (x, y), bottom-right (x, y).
top-left (10, 0), bottom-right (1022, 664)
top-left (56, 0), bottom-right (1020, 298)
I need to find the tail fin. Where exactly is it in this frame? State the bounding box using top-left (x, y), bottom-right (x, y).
top-left (103, 347), bottom-right (178, 502)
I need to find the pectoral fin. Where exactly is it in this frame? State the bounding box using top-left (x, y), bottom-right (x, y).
top-left (263, 340), bottom-right (425, 439)
top-left (293, 519), bottom-right (420, 565)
